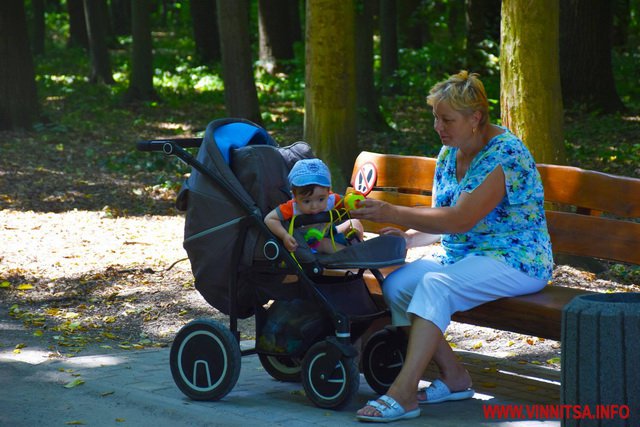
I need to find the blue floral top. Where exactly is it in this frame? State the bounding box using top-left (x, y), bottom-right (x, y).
top-left (432, 127), bottom-right (553, 281)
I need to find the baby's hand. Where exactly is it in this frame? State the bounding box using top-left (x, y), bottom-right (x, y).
top-left (283, 234), bottom-right (299, 252)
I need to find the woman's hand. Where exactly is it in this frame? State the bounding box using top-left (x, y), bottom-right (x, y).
top-left (378, 226), bottom-right (407, 239)
top-left (349, 198), bottom-right (393, 223)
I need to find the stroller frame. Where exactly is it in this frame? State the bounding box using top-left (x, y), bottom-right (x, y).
top-left (137, 118), bottom-right (407, 409)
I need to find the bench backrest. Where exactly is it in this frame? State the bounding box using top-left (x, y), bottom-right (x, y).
top-left (348, 151), bottom-right (640, 265)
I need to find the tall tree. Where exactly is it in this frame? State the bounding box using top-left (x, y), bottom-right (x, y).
top-left (125, 0), bottom-right (157, 102)
top-left (217, 0), bottom-right (261, 124)
top-left (67, 0), bottom-right (89, 49)
top-left (0, 1), bottom-right (40, 130)
top-left (258, 0), bottom-right (296, 73)
top-left (84, 0), bottom-right (115, 84)
top-left (190, 0), bottom-right (220, 64)
top-left (560, 0), bottom-right (624, 113)
top-left (500, 0), bottom-right (566, 164)
top-left (355, 0), bottom-right (387, 131)
top-left (305, 0), bottom-right (357, 190)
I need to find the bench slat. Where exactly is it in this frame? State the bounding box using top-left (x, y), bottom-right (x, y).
top-left (547, 211), bottom-right (640, 264)
top-left (538, 164), bottom-right (640, 217)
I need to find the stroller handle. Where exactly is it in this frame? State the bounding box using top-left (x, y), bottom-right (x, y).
top-left (136, 138), bottom-right (202, 153)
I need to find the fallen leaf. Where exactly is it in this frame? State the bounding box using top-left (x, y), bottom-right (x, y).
top-left (64, 379), bottom-right (85, 388)
top-left (65, 421), bottom-right (86, 425)
top-left (17, 283), bottom-right (34, 290)
top-left (0, 281), bottom-right (10, 288)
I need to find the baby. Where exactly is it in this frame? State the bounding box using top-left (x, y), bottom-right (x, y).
top-left (264, 158), bottom-right (363, 253)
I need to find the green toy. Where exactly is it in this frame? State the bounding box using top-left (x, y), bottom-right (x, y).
top-left (344, 192), bottom-right (365, 210)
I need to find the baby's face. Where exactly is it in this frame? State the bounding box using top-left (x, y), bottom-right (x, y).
top-left (295, 186), bottom-right (330, 215)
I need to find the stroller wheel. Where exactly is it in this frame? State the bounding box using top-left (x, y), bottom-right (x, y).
top-left (301, 340), bottom-right (359, 409)
top-left (169, 319), bottom-right (241, 401)
top-left (258, 354), bottom-right (302, 382)
top-left (361, 328), bottom-right (407, 395)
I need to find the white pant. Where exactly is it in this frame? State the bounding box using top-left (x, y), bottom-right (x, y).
top-left (382, 255), bottom-right (547, 332)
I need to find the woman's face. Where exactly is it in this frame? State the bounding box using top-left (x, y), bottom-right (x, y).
top-left (432, 100), bottom-right (476, 147)
top-left (294, 186), bottom-right (330, 215)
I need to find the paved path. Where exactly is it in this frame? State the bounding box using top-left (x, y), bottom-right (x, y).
top-left (0, 338), bottom-right (566, 427)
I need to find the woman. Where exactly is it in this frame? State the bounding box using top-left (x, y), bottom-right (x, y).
top-left (351, 70), bottom-right (553, 423)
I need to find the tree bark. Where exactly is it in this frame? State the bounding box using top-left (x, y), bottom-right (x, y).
top-left (305, 0), bottom-right (357, 191)
top-left (500, 0), bottom-right (566, 164)
top-left (125, 0), bottom-right (157, 102)
top-left (560, 0), bottom-right (624, 113)
top-left (190, 0), bottom-right (220, 64)
top-left (0, 0), bottom-right (40, 130)
top-left (84, 0), bottom-right (115, 84)
top-left (258, 0), bottom-right (296, 73)
top-left (217, 0), bottom-right (262, 124)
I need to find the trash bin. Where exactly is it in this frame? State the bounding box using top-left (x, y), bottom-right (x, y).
top-left (561, 293), bottom-right (640, 426)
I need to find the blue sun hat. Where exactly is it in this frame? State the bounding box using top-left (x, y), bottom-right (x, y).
top-left (288, 158), bottom-right (331, 188)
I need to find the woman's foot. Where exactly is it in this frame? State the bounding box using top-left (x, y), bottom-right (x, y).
top-left (356, 394), bottom-right (421, 422)
top-left (357, 387), bottom-right (418, 419)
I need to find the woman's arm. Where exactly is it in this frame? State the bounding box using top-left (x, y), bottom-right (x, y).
top-left (351, 166), bottom-right (506, 234)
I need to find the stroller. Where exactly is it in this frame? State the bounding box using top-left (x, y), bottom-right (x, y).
top-left (137, 118), bottom-right (408, 409)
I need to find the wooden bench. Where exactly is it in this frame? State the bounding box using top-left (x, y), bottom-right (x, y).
top-left (347, 151), bottom-right (640, 341)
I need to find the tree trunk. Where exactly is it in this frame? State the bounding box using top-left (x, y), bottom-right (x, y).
top-left (305, 0), bottom-right (357, 191)
top-left (560, 0), bottom-right (624, 113)
top-left (67, 0), bottom-right (89, 49)
top-left (31, 0), bottom-right (46, 55)
top-left (356, 0), bottom-right (387, 131)
top-left (125, 0), bottom-right (157, 102)
top-left (258, 0), bottom-right (295, 73)
top-left (217, 0), bottom-right (262, 124)
top-left (0, 0), bottom-right (40, 130)
top-left (379, 0), bottom-right (398, 93)
top-left (190, 0), bottom-right (220, 64)
top-left (500, 0), bottom-right (566, 164)
top-left (84, 0), bottom-right (115, 84)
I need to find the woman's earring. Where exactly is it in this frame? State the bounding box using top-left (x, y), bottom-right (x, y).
top-left (472, 127), bottom-right (477, 135)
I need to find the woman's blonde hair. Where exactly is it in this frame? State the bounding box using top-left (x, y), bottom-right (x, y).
top-left (426, 70), bottom-right (489, 125)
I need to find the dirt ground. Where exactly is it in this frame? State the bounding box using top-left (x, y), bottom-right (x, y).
top-left (3, 208), bottom-right (637, 371)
